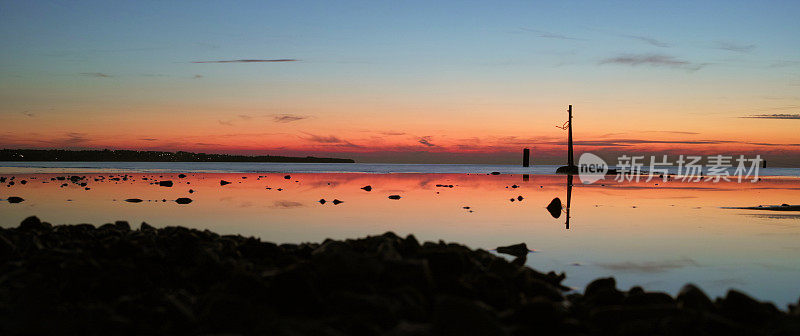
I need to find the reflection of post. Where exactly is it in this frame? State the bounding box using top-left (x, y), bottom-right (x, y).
top-left (522, 174), bottom-right (529, 182)
top-left (566, 174), bottom-right (573, 229)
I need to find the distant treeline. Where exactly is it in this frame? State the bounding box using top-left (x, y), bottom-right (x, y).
top-left (0, 149), bottom-right (355, 163)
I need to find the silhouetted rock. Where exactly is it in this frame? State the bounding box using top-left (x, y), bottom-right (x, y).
top-left (361, 185), bottom-right (372, 191)
top-left (159, 180), bottom-right (174, 187)
top-left (319, 199), bottom-right (326, 204)
top-left (332, 199), bottom-right (343, 205)
top-left (496, 243), bottom-right (529, 258)
top-left (0, 219), bottom-right (796, 335)
top-left (175, 198), bottom-right (193, 204)
top-left (178, 173), bottom-right (187, 178)
top-left (547, 198), bottom-right (562, 218)
top-left (388, 195), bottom-right (402, 200)
top-left (188, 189), bottom-right (194, 193)
top-left (220, 180), bottom-right (231, 186)
top-left (490, 172), bottom-right (501, 175)
top-left (284, 175), bottom-right (291, 179)
top-left (7, 196), bottom-right (24, 203)
top-left (124, 198), bottom-right (143, 203)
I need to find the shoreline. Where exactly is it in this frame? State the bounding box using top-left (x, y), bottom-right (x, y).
top-left (1, 217), bottom-right (798, 335)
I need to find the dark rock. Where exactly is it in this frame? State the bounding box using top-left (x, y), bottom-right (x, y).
top-left (124, 198), bottom-right (143, 203)
top-left (388, 195), bottom-right (402, 200)
top-left (20, 180), bottom-right (27, 185)
top-left (188, 189), bottom-right (194, 193)
top-left (496, 243), bottom-right (529, 258)
top-left (114, 221), bottom-right (131, 231)
top-left (7, 196), bottom-right (24, 203)
top-left (178, 174), bottom-right (187, 178)
top-left (220, 180), bottom-right (231, 186)
top-left (19, 216), bottom-right (51, 231)
top-left (490, 172), bottom-right (501, 175)
top-left (361, 185), bottom-right (372, 191)
top-left (546, 198), bottom-right (562, 218)
top-left (284, 175), bottom-right (291, 179)
top-left (175, 198), bottom-right (193, 204)
top-left (332, 199), bottom-right (343, 205)
top-left (677, 284), bottom-right (715, 311)
top-left (159, 180), bottom-right (174, 187)
top-left (319, 199), bottom-right (326, 204)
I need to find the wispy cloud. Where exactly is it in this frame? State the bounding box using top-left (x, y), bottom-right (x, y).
top-left (191, 59), bottom-right (299, 63)
top-left (302, 134), bottom-right (345, 144)
top-left (193, 74), bottom-right (204, 79)
top-left (520, 28), bottom-right (584, 41)
top-left (138, 138), bottom-right (158, 141)
top-left (218, 120), bottom-right (234, 126)
top-left (623, 34), bottom-right (670, 47)
top-left (273, 114), bottom-right (307, 123)
top-left (79, 72), bottom-right (111, 78)
top-left (741, 114), bottom-right (800, 120)
top-left (716, 41), bottom-right (756, 53)
top-left (21, 111), bottom-right (36, 118)
top-left (237, 114), bottom-right (253, 120)
top-left (381, 131), bottom-right (406, 136)
top-left (417, 136), bottom-right (436, 147)
top-left (599, 54), bottom-right (706, 71)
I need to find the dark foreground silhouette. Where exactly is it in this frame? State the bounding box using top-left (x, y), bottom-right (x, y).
top-left (1, 217), bottom-right (799, 335)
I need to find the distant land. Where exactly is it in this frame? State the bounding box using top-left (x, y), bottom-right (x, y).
top-left (0, 149), bottom-right (355, 163)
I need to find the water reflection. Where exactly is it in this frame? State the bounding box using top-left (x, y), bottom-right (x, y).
top-left (546, 174), bottom-right (573, 229)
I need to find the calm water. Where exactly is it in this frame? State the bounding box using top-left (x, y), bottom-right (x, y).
top-left (2, 162), bottom-right (799, 307)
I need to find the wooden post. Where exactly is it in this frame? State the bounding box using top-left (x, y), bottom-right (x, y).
top-left (522, 148), bottom-right (530, 167)
top-left (567, 105), bottom-right (574, 167)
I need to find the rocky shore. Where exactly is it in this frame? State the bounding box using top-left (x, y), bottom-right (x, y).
top-left (1, 217), bottom-right (798, 335)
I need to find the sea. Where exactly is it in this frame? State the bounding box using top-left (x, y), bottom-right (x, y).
top-left (2, 162), bottom-right (799, 307)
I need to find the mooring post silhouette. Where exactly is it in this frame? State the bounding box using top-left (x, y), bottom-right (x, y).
top-left (522, 148), bottom-right (530, 167)
top-left (555, 105), bottom-right (578, 174)
top-left (567, 105), bottom-right (573, 167)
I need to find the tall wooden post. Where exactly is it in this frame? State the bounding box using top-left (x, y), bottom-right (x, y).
top-left (522, 148), bottom-right (530, 167)
top-left (567, 105), bottom-right (574, 167)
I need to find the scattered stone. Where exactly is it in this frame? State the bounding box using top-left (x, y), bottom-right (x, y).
top-left (178, 174), bottom-right (187, 178)
top-left (388, 195), bottom-right (402, 200)
top-left (511, 184), bottom-right (518, 188)
top-left (517, 196), bottom-right (524, 201)
top-left (319, 199), bottom-right (326, 204)
top-left (284, 175), bottom-right (291, 179)
top-left (159, 180), bottom-right (174, 187)
top-left (496, 243), bottom-right (530, 258)
top-left (332, 199), bottom-right (343, 205)
top-left (175, 198), bottom-right (193, 204)
top-left (124, 198), bottom-right (144, 203)
top-left (7, 196), bottom-right (24, 203)
top-left (188, 189), bottom-right (194, 193)
top-left (490, 172), bottom-right (501, 175)
top-left (361, 185), bottom-right (372, 191)
top-left (547, 198), bottom-right (562, 218)
top-left (220, 180), bottom-right (231, 186)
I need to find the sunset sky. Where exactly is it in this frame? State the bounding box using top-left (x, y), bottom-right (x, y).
top-left (1, 1), bottom-right (799, 165)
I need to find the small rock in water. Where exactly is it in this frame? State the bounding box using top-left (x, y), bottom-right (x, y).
top-left (463, 206), bottom-right (471, 209)
top-left (188, 189), bottom-right (194, 193)
top-left (220, 180), bottom-right (231, 186)
top-left (547, 198), bottom-right (562, 218)
top-left (7, 196), bottom-right (24, 203)
top-left (511, 184), bottom-right (518, 188)
top-left (178, 174), bottom-right (187, 178)
top-left (496, 243), bottom-right (530, 258)
top-left (159, 180), bottom-right (173, 187)
top-left (517, 196), bottom-right (524, 201)
top-left (125, 198), bottom-right (143, 203)
top-left (361, 185), bottom-right (372, 191)
top-left (284, 175), bottom-right (291, 179)
top-left (175, 198), bottom-right (193, 204)
top-left (490, 172), bottom-right (501, 175)
top-left (318, 199), bottom-right (326, 204)
top-left (388, 195), bottom-right (402, 200)
top-left (332, 199), bottom-right (343, 205)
